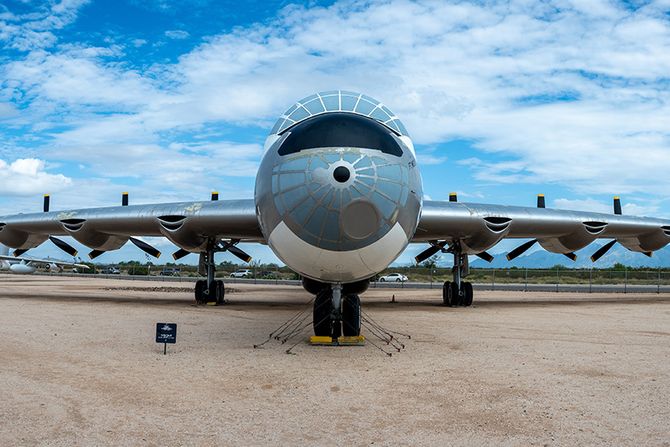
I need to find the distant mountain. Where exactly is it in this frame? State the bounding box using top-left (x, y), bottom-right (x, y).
top-left (469, 243), bottom-right (670, 269)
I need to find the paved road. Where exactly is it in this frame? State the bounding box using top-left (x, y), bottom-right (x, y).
top-left (37, 272), bottom-right (670, 294)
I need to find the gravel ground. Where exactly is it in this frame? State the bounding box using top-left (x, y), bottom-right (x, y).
top-left (1, 274), bottom-right (669, 446)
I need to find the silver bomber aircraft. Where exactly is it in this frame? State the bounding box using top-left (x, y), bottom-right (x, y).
top-left (2, 91), bottom-right (669, 337)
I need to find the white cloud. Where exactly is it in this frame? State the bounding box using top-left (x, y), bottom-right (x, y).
top-left (0, 158), bottom-right (72, 196)
top-left (165, 30), bottom-right (189, 40)
top-left (0, 0), bottom-right (89, 51)
top-left (553, 198), bottom-right (660, 217)
top-left (1, 0), bottom-right (669, 213)
top-left (0, 102), bottom-right (18, 119)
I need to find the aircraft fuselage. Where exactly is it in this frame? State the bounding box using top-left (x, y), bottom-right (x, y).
top-left (255, 110), bottom-right (423, 283)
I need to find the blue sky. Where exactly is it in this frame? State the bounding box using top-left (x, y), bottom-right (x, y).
top-left (1, 0), bottom-right (669, 266)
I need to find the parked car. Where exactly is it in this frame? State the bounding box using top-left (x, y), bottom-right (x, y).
top-left (378, 273), bottom-right (408, 282)
top-left (100, 267), bottom-right (120, 275)
top-left (230, 269), bottom-right (253, 278)
top-left (160, 268), bottom-right (181, 276)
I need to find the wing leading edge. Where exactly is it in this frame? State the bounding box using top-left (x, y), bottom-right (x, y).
top-left (0, 199), bottom-right (263, 259)
top-left (414, 200), bottom-right (670, 261)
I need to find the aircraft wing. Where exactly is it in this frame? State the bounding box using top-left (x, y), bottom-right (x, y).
top-left (413, 200), bottom-right (670, 262)
top-left (0, 255), bottom-right (89, 269)
top-left (0, 199), bottom-right (263, 259)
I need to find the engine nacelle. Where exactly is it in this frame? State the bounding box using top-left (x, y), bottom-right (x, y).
top-left (0, 223), bottom-right (48, 250)
top-left (540, 221), bottom-right (608, 254)
top-left (156, 215), bottom-right (208, 251)
top-left (619, 226), bottom-right (670, 253)
top-left (461, 217), bottom-right (512, 254)
top-left (60, 219), bottom-right (127, 251)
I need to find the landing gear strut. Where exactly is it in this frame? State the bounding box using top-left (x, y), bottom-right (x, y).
top-left (313, 283), bottom-right (361, 337)
top-left (194, 244), bottom-right (225, 305)
top-left (442, 243), bottom-right (474, 307)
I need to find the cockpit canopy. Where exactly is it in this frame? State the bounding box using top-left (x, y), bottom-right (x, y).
top-left (271, 91), bottom-right (409, 136)
top-left (277, 113), bottom-right (404, 157)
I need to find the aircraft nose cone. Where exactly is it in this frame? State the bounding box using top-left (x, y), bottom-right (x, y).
top-left (333, 166), bottom-right (350, 183)
top-left (270, 148), bottom-right (411, 251)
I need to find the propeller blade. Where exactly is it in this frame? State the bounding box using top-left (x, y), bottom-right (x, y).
top-left (613, 196), bottom-right (622, 215)
top-left (13, 249), bottom-right (29, 257)
top-left (172, 248), bottom-right (191, 261)
top-left (414, 241), bottom-right (448, 264)
top-left (475, 251), bottom-right (494, 263)
top-left (228, 245), bottom-right (252, 263)
top-left (49, 236), bottom-right (78, 257)
top-left (590, 240), bottom-right (617, 262)
top-left (129, 237), bottom-right (161, 258)
top-left (89, 250), bottom-right (106, 260)
top-left (506, 239), bottom-right (538, 261)
top-left (415, 245), bottom-right (441, 264)
top-left (537, 194), bottom-right (545, 208)
top-left (563, 252), bottom-right (577, 261)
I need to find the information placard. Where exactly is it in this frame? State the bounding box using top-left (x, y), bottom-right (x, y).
top-left (156, 323), bottom-right (177, 344)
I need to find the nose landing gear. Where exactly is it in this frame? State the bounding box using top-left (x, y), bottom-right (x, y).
top-left (313, 284), bottom-right (361, 337)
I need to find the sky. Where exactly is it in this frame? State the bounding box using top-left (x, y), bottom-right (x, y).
top-left (1, 0), bottom-right (669, 266)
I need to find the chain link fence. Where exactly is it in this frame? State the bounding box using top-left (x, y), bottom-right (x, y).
top-left (370, 267), bottom-right (670, 293)
top-left (37, 264), bottom-right (670, 293)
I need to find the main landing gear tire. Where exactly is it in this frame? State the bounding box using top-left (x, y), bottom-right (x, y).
top-left (215, 280), bottom-right (225, 305)
top-left (442, 281), bottom-right (451, 305)
top-left (449, 282), bottom-right (461, 307)
top-left (462, 282), bottom-right (473, 307)
top-left (442, 281), bottom-right (474, 307)
top-left (342, 294), bottom-right (361, 336)
top-left (195, 279), bottom-right (225, 305)
top-left (195, 280), bottom-right (207, 304)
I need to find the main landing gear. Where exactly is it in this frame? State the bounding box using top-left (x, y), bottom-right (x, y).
top-left (306, 280), bottom-right (363, 338)
top-left (194, 245), bottom-right (225, 305)
top-left (442, 244), bottom-right (474, 307)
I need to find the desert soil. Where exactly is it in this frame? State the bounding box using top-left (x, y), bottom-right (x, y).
top-left (0, 274), bottom-right (669, 446)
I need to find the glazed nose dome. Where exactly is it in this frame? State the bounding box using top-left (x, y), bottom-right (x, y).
top-left (270, 147), bottom-right (411, 251)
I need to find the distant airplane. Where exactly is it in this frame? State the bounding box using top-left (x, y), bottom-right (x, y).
top-left (1, 91), bottom-right (669, 337)
top-left (0, 244), bottom-right (88, 274)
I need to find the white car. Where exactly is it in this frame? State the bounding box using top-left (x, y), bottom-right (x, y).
top-left (378, 273), bottom-right (408, 282)
top-left (230, 269), bottom-right (253, 278)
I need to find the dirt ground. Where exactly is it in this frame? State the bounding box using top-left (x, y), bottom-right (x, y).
top-left (0, 274), bottom-right (669, 446)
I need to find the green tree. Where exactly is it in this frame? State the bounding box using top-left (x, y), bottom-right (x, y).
top-left (421, 254), bottom-right (441, 269)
